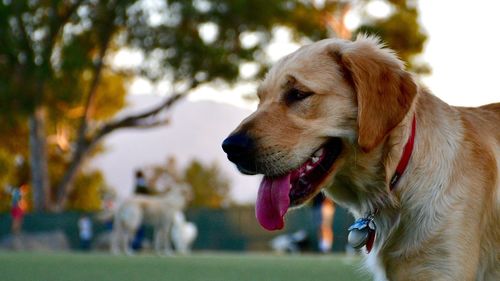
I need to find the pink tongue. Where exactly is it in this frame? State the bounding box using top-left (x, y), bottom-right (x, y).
top-left (255, 174), bottom-right (291, 231)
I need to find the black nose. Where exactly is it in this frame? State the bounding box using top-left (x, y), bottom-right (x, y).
top-left (222, 133), bottom-right (254, 157)
top-left (221, 133), bottom-right (257, 175)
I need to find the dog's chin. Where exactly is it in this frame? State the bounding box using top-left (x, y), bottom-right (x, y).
top-left (236, 166), bottom-right (258, 175)
top-left (283, 137), bottom-right (343, 207)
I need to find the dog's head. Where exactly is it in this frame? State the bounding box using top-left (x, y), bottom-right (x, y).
top-left (222, 36), bottom-right (417, 230)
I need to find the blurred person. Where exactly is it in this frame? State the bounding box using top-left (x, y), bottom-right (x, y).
top-left (319, 198), bottom-right (335, 253)
top-left (78, 215), bottom-right (93, 251)
top-left (9, 184), bottom-right (27, 235)
top-left (132, 169), bottom-right (150, 250)
top-left (134, 170), bottom-right (150, 195)
top-left (311, 193), bottom-right (335, 253)
top-left (131, 225), bottom-right (146, 251)
top-left (100, 190), bottom-right (116, 231)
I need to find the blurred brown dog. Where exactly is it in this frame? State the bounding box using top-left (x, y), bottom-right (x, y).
top-left (223, 36), bottom-right (500, 280)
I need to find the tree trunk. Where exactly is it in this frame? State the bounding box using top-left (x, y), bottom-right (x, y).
top-left (29, 106), bottom-right (51, 212)
top-left (55, 137), bottom-right (90, 210)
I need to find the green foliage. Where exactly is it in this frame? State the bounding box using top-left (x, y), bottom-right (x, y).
top-left (183, 159), bottom-right (232, 208)
top-left (0, 0), bottom-right (126, 116)
top-left (0, 152), bottom-right (31, 213)
top-left (0, 0), bottom-right (428, 210)
top-left (1, 0), bottom-right (429, 114)
top-left (0, 117), bottom-right (29, 156)
top-left (0, 150), bottom-right (15, 188)
top-left (90, 71), bottom-right (128, 121)
top-left (0, 151), bottom-right (15, 212)
top-left (354, 1), bottom-right (428, 73)
top-left (125, 0), bottom-right (335, 84)
top-left (0, 0), bottom-right (335, 118)
top-left (0, 193), bottom-right (10, 213)
top-left (66, 170), bottom-right (105, 212)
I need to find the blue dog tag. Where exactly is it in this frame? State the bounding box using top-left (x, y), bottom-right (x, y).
top-left (348, 217), bottom-right (376, 249)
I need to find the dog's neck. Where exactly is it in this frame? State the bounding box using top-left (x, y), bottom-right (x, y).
top-left (326, 91), bottom-right (423, 222)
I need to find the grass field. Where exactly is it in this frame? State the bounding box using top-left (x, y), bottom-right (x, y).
top-left (0, 252), bottom-right (368, 281)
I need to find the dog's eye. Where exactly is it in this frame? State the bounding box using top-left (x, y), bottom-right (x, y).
top-left (285, 88), bottom-right (313, 104)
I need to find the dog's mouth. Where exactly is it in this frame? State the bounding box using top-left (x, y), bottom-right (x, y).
top-left (256, 138), bottom-right (342, 231)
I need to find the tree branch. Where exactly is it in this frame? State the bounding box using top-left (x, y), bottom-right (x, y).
top-left (90, 79), bottom-right (200, 144)
top-left (43, 0), bottom-right (85, 62)
top-left (90, 92), bottom-right (184, 145)
top-left (55, 23), bottom-right (113, 208)
top-left (14, 9), bottom-right (35, 65)
top-left (74, 30), bottom-right (112, 155)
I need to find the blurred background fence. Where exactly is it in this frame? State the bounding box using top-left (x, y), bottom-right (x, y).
top-left (0, 206), bottom-right (353, 252)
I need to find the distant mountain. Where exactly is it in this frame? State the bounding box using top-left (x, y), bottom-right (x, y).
top-left (91, 95), bottom-right (261, 204)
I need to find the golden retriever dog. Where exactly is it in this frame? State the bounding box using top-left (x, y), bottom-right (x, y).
top-left (111, 185), bottom-right (189, 255)
top-left (222, 35), bottom-right (500, 280)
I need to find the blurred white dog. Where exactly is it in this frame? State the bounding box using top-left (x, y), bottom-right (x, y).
top-left (171, 211), bottom-right (197, 254)
top-left (111, 184), bottom-right (190, 255)
top-left (269, 230), bottom-right (308, 254)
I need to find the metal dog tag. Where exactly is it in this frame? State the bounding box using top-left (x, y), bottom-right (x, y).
top-left (348, 217), bottom-right (376, 249)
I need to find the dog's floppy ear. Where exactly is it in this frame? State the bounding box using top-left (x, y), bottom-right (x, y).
top-left (331, 36), bottom-right (417, 152)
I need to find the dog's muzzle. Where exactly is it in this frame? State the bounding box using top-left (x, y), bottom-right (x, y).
top-left (221, 133), bottom-right (258, 175)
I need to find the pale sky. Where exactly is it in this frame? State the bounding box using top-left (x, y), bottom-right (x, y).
top-left (419, 0), bottom-right (500, 106)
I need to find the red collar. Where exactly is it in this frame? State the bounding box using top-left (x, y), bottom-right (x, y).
top-left (390, 115), bottom-right (417, 190)
top-left (366, 115), bottom-right (416, 253)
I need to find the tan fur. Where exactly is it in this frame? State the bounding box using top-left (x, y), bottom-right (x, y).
top-left (230, 36), bottom-right (500, 280)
